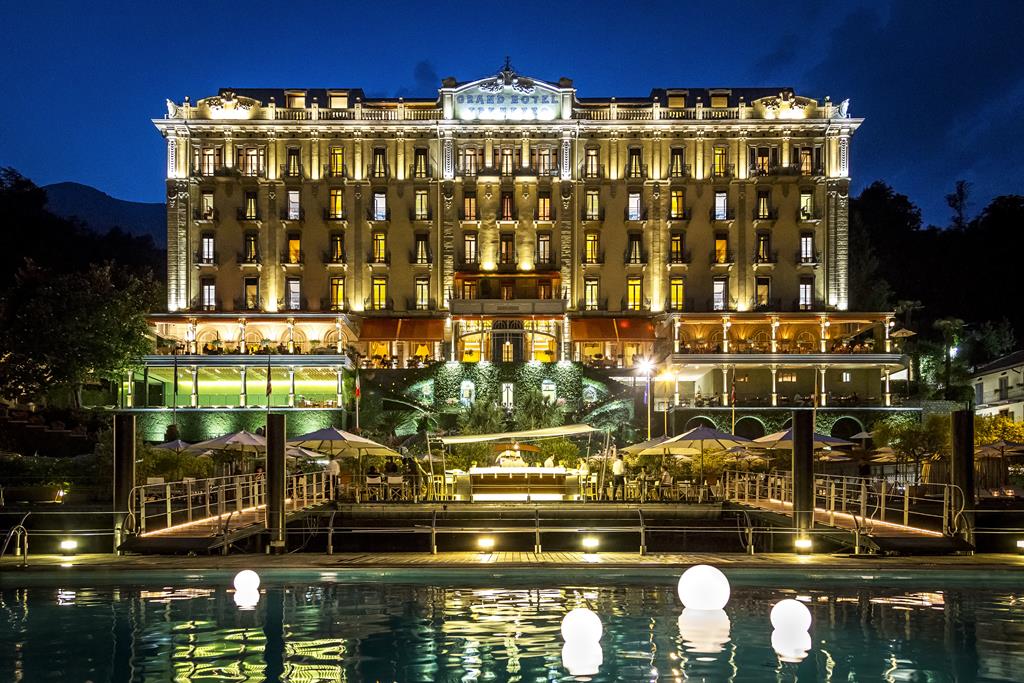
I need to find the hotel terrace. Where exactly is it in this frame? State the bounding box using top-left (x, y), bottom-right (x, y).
top-left (134, 62), bottom-right (909, 437)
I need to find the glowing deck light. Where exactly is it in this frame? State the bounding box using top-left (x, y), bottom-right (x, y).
top-left (794, 537), bottom-right (813, 553)
top-left (59, 539), bottom-right (78, 554)
top-left (477, 536), bottom-right (495, 551)
top-left (771, 599), bottom-right (812, 632)
top-left (233, 570), bottom-right (261, 593)
top-left (581, 536), bottom-right (599, 550)
top-left (677, 564), bottom-right (730, 610)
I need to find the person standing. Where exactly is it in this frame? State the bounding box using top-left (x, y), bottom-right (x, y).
top-left (325, 457), bottom-right (341, 500)
top-left (612, 453), bottom-right (626, 501)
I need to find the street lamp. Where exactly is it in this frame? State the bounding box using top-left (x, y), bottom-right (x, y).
top-left (637, 358), bottom-right (654, 440)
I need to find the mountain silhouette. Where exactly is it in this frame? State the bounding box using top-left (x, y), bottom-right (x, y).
top-left (43, 182), bottom-right (165, 245)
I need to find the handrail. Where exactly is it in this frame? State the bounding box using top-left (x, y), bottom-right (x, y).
top-left (638, 508), bottom-right (646, 556)
top-left (0, 512), bottom-right (30, 565)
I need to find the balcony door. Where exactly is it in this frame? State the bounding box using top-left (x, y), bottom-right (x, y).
top-left (491, 320), bottom-right (524, 363)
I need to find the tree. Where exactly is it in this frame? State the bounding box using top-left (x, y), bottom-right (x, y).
top-left (933, 317), bottom-right (965, 400)
top-left (965, 318), bottom-right (1016, 366)
top-left (449, 392), bottom-right (506, 468)
top-left (974, 415), bottom-right (1024, 447)
top-left (510, 387), bottom-right (564, 431)
top-left (0, 263), bottom-right (160, 406)
top-left (874, 413), bottom-right (950, 484)
top-left (847, 211), bottom-right (893, 310)
top-left (945, 180), bottom-right (971, 231)
top-left (538, 438), bottom-right (579, 466)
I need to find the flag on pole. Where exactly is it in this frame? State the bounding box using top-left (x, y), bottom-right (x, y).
top-left (354, 370), bottom-right (361, 430)
top-left (173, 355), bottom-right (179, 397)
top-left (266, 355), bottom-right (272, 397)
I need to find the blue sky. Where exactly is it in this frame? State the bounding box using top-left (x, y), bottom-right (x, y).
top-left (1, 0), bottom-right (1021, 225)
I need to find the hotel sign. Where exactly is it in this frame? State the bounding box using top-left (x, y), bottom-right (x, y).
top-left (454, 85), bottom-right (561, 121)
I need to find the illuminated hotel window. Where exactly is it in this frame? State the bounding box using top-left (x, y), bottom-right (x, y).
top-left (627, 234), bottom-right (643, 264)
top-left (285, 278), bottom-right (301, 311)
top-left (538, 148), bottom-right (553, 175)
top-left (537, 193), bottom-right (551, 221)
top-left (799, 277), bottom-right (814, 310)
top-left (414, 190), bottom-right (429, 219)
top-left (627, 192), bottom-right (642, 220)
top-left (373, 192), bottom-right (387, 221)
top-left (712, 146), bottom-right (728, 177)
top-left (756, 233), bottom-right (771, 262)
top-left (499, 233), bottom-right (515, 264)
top-left (795, 146), bottom-right (822, 175)
top-left (201, 279), bottom-right (216, 311)
top-left (669, 147), bottom-right (685, 177)
top-left (460, 380), bottom-right (476, 405)
top-left (462, 280), bottom-right (477, 299)
top-left (244, 191), bottom-right (258, 220)
top-left (414, 235), bottom-right (429, 264)
top-left (413, 148), bottom-right (429, 178)
top-left (460, 148), bottom-right (478, 175)
top-left (239, 147), bottom-right (265, 176)
top-left (200, 234), bottom-right (214, 264)
top-left (537, 280), bottom-right (552, 299)
top-left (463, 233), bottom-right (477, 264)
top-left (329, 276), bottom-right (345, 311)
top-left (669, 277), bottom-right (685, 311)
top-left (501, 382), bottom-right (515, 409)
top-left (626, 277), bottom-right (643, 311)
top-left (463, 193), bottom-right (477, 220)
top-left (627, 148), bottom-right (643, 178)
top-left (500, 281), bottom-right (514, 300)
top-left (800, 234), bottom-right (814, 262)
top-left (329, 234), bottom-right (344, 262)
top-left (667, 93), bottom-right (686, 108)
top-left (800, 191), bottom-right (815, 219)
top-left (584, 278), bottom-right (599, 310)
top-left (756, 190), bottom-right (771, 219)
top-left (841, 371), bottom-right (852, 383)
top-left (287, 235), bottom-right (301, 264)
top-left (286, 92), bottom-right (305, 108)
top-left (500, 148), bottom-right (514, 176)
top-left (537, 233), bottom-right (551, 265)
top-left (287, 190), bottom-right (300, 220)
top-left (750, 147), bottom-right (772, 175)
top-left (244, 233), bottom-right (258, 262)
top-left (502, 341), bottom-right (514, 362)
top-left (712, 277), bottom-right (728, 311)
top-left (371, 277), bottom-right (388, 310)
top-left (371, 148), bottom-right (387, 178)
top-left (710, 93), bottom-right (729, 108)
top-left (541, 379), bottom-right (557, 404)
top-left (415, 277), bottom-right (429, 310)
top-left (200, 191), bottom-right (215, 219)
top-left (286, 148), bottom-right (301, 177)
top-left (243, 277), bottom-right (259, 310)
top-left (328, 92), bottom-right (348, 109)
top-left (585, 148), bottom-right (599, 178)
top-left (669, 233), bottom-right (684, 263)
top-left (200, 147), bottom-right (221, 176)
top-left (372, 232), bottom-right (387, 263)
top-left (585, 190), bottom-right (600, 220)
top-left (714, 235), bottom-right (729, 264)
top-left (329, 147), bottom-right (344, 177)
top-left (327, 189), bottom-right (343, 219)
top-left (755, 276), bottom-right (770, 307)
top-left (670, 189), bottom-right (685, 218)
top-left (585, 233), bottom-right (600, 264)
top-left (501, 191), bottom-right (514, 220)
top-left (778, 371), bottom-right (797, 383)
top-left (713, 191), bottom-right (728, 220)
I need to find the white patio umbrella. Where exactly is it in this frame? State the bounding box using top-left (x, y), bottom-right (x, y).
top-left (288, 427), bottom-right (401, 501)
top-left (752, 429), bottom-right (855, 451)
top-left (185, 430), bottom-right (267, 473)
top-left (634, 426), bottom-right (753, 487)
top-left (151, 439), bottom-right (192, 453)
top-left (976, 439), bottom-right (1024, 458)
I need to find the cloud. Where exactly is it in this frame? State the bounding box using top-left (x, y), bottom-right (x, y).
top-left (395, 60), bottom-right (440, 98)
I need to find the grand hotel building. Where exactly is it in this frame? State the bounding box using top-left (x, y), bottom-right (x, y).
top-left (140, 63), bottom-right (908, 434)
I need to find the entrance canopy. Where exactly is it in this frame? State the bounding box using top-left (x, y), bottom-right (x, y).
top-left (437, 424), bottom-right (599, 445)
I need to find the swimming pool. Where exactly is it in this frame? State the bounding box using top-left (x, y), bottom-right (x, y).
top-left (0, 568), bottom-right (1021, 681)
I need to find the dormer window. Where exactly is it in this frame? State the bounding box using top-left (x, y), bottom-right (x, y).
top-left (710, 92), bottom-right (730, 108)
top-left (327, 91), bottom-right (349, 109)
top-left (667, 91), bottom-right (687, 108)
top-left (286, 91), bottom-right (306, 109)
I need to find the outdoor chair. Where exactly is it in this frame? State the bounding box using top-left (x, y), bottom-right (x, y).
top-left (365, 476), bottom-right (385, 501)
top-left (386, 475), bottom-right (406, 501)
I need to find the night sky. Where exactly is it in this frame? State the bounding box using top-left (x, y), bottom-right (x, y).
top-left (1, 0), bottom-right (1021, 225)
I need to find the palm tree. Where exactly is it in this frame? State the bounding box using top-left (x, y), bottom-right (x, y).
top-left (933, 317), bottom-right (965, 399)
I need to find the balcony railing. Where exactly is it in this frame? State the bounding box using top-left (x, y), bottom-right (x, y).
top-left (624, 251), bottom-right (648, 266)
top-left (709, 163), bottom-right (735, 179)
top-left (710, 250), bottom-right (735, 265)
top-left (624, 208), bottom-right (648, 221)
top-left (363, 297), bottom-right (394, 311)
top-left (409, 208), bottom-right (433, 221)
top-left (457, 257), bottom-right (479, 271)
top-left (323, 164), bottom-right (349, 179)
top-left (233, 297), bottom-right (260, 312)
top-left (665, 297), bottom-right (694, 313)
top-left (620, 296), bottom-right (651, 312)
top-left (193, 208), bottom-right (219, 222)
top-left (280, 163), bottom-right (305, 180)
top-left (281, 250), bottom-right (305, 265)
top-left (667, 208), bottom-right (691, 221)
top-left (366, 165), bottom-right (390, 180)
top-left (753, 250), bottom-right (778, 265)
top-left (237, 251), bottom-right (261, 265)
top-left (322, 298), bottom-right (347, 313)
top-left (278, 296), bottom-right (309, 312)
top-left (237, 208), bottom-right (261, 221)
top-left (367, 251), bottom-right (391, 265)
top-left (795, 251), bottom-right (821, 266)
top-left (582, 250), bottom-right (605, 265)
top-left (668, 164), bottom-right (692, 179)
top-left (406, 297), bottom-right (436, 311)
top-left (624, 163), bottom-right (648, 180)
top-left (193, 251), bottom-right (218, 266)
top-left (709, 208), bottom-right (735, 221)
top-left (667, 252), bottom-right (692, 265)
top-left (323, 208), bottom-right (348, 221)
top-left (497, 210), bottom-right (519, 222)
top-left (409, 250), bottom-right (433, 265)
top-left (408, 163), bottom-right (432, 179)
top-left (323, 250), bottom-right (346, 265)
top-left (580, 163), bottom-right (605, 180)
top-left (581, 208), bottom-right (605, 221)
top-left (793, 298), bottom-right (824, 312)
top-left (799, 207), bottom-right (823, 221)
top-left (580, 297), bottom-right (608, 312)
top-left (367, 208), bottom-right (391, 221)
top-left (280, 207), bottom-right (305, 222)
top-left (753, 208), bottom-right (779, 221)
top-left (749, 297), bottom-right (782, 312)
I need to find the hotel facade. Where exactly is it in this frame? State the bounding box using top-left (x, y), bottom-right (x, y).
top-left (136, 63), bottom-right (910, 439)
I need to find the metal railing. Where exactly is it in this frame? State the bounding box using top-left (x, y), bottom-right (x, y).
top-left (721, 470), bottom-right (967, 537)
top-left (125, 471), bottom-right (333, 536)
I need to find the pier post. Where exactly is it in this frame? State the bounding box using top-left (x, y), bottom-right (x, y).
top-left (791, 410), bottom-right (814, 545)
top-left (950, 409), bottom-right (975, 546)
top-left (267, 413), bottom-right (287, 553)
top-left (112, 413), bottom-right (136, 553)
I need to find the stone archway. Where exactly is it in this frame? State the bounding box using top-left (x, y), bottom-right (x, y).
top-left (685, 415), bottom-right (717, 431)
top-left (830, 415), bottom-right (864, 440)
top-left (734, 415), bottom-right (767, 440)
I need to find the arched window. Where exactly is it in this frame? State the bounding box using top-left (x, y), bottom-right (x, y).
top-left (459, 380), bottom-right (476, 407)
top-left (541, 379), bottom-right (557, 404)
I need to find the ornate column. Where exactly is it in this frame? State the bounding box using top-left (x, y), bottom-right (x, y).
top-left (287, 319), bottom-right (295, 354)
top-left (819, 316), bottom-right (830, 353)
top-left (884, 369), bottom-right (892, 407)
top-left (722, 317), bottom-right (732, 353)
top-left (818, 367), bottom-right (828, 407)
top-left (770, 365), bottom-right (778, 407)
top-left (770, 317), bottom-right (779, 353)
top-left (884, 316), bottom-right (893, 352)
top-left (720, 365), bottom-right (730, 406)
top-left (673, 319), bottom-right (681, 353)
top-left (335, 317), bottom-right (344, 353)
top-left (190, 365), bottom-right (199, 408)
top-left (238, 318), bottom-right (247, 354)
top-left (239, 366), bottom-right (247, 407)
top-left (336, 367), bottom-right (345, 408)
top-left (288, 368), bottom-right (296, 408)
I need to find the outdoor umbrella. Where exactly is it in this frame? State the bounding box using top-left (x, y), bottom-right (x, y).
top-left (288, 427), bottom-right (401, 501)
top-left (152, 439), bottom-right (192, 453)
top-left (752, 429), bottom-right (855, 451)
top-left (890, 328), bottom-right (916, 339)
top-left (185, 430), bottom-right (267, 474)
top-left (634, 426), bottom-right (753, 492)
top-left (622, 436), bottom-right (669, 456)
top-left (976, 439), bottom-right (1024, 457)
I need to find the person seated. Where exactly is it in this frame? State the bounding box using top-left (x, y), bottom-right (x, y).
top-left (366, 465), bottom-right (380, 478)
top-left (577, 458), bottom-right (590, 477)
top-left (383, 458), bottom-right (399, 475)
top-left (498, 452), bottom-right (526, 468)
top-left (543, 454), bottom-right (555, 468)
top-left (659, 466), bottom-right (674, 499)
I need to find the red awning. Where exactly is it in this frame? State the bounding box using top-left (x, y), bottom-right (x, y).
top-left (359, 318), bottom-right (444, 341)
top-left (571, 318), bottom-right (656, 342)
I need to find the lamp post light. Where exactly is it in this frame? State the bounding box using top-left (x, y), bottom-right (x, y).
top-left (637, 358), bottom-right (654, 440)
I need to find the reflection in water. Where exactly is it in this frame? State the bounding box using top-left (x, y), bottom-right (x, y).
top-left (0, 576), bottom-right (1022, 681)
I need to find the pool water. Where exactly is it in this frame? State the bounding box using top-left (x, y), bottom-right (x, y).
top-left (1, 568), bottom-right (1022, 681)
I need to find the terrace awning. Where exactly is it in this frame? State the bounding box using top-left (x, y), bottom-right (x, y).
top-left (571, 318), bottom-right (656, 342)
top-left (360, 318), bottom-right (444, 341)
top-left (437, 424), bottom-right (600, 445)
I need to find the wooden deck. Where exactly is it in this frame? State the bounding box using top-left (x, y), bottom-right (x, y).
top-left (737, 497), bottom-right (942, 538)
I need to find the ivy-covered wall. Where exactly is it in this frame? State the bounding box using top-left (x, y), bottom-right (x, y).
top-left (129, 409), bottom-right (346, 442)
top-left (431, 362), bottom-right (585, 412)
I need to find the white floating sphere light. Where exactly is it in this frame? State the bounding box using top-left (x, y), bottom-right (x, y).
top-left (233, 569), bottom-right (261, 593)
top-left (771, 628), bottom-right (812, 663)
top-left (677, 564), bottom-right (731, 610)
top-left (770, 598), bottom-right (812, 632)
top-left (561, 607), bottom-right (603, 643)
top-left (233, 588), bottom-right (260, 610)
top-left (562, 640), bottom-right (603, 676)
top-left (677, 608), bottom-right (731, 653)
